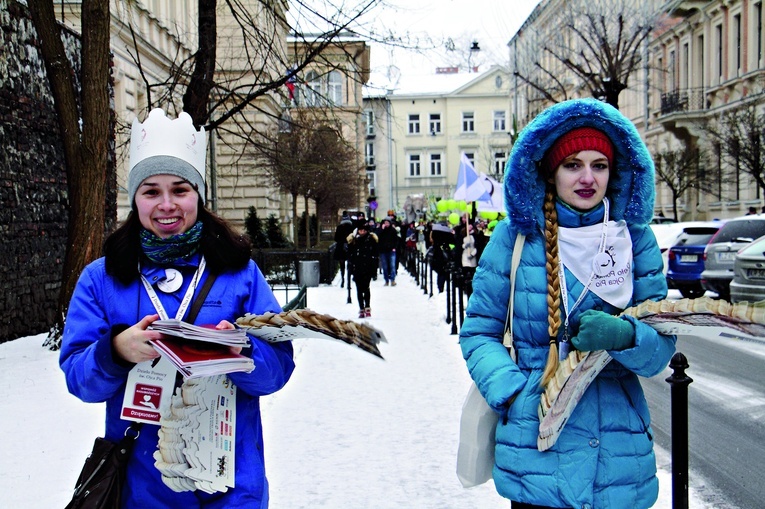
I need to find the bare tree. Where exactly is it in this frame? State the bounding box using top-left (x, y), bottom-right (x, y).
top-left (653, 145), bottom-right (717, 221)
top-left (258, 110), bottom-right (359, 247)
top-left (26, 0), bottom-right (113, 347)
top-left (513, 0), bottom-right (662, 109)
top-left (702, 105), bottom-right (765, 200)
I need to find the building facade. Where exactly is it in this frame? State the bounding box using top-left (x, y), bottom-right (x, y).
top-left (508, 0), bottom-right (765, 221)
top-left (647, 0), bottom-right (765, 219)
top-left (363, 66), bottom-right (512, 218)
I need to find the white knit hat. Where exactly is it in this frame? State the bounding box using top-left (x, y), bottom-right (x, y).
top-left (128, 109), bottom-right (207, 205)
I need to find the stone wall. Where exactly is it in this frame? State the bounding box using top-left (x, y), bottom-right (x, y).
top-left (0, 1), bottom-right (115, 343)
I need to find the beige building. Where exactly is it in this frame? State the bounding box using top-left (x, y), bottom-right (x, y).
top-left (508, 0), bottom-right (765, 221)
top-left (54, 0), bottom-right (292, 229)
top-left (646, 0), bottom-right (765, 219)
top-left (364, 66), bottom-right (512, 218)
top-left (286, 35), bottom-right (372, 231)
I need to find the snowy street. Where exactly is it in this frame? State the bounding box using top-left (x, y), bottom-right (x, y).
top-left (0, 269), bottom-right (708, 508)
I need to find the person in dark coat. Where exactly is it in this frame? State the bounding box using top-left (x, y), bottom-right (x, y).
top-left (347, 220), bottom-right (379, 317)
top-left (376, 217), bottom-right (399, 286)
top-left (429, 222), bottom-right (455, 293)
top-left (333, 214), bottom-right (354, 287)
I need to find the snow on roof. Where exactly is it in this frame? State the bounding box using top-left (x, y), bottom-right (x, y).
top-left (363, 67), bottom-right (492, 98)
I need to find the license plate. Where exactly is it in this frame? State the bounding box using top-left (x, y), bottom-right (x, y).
top-left (680, 254), bottom-right (698, 262)
top-left (716, 252), bottom-right (736, 261)
top-left (747, 268), bottom-right (765, 279)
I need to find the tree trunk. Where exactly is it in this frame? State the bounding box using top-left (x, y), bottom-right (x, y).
top-left (183, 0), bottom-right (217, 128)
top-left (291, 191), bottom-right (299, 245)
top-left (28, 0), bottom-right (111, 348)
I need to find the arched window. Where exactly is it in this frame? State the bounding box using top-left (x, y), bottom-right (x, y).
top-left (305, 70), bottom-right (322, 107)
top-left (327, 71), bottom-right (343, 105)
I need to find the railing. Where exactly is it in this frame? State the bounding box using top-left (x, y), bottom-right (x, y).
top-left (660, 88), bottom-right (706, 115)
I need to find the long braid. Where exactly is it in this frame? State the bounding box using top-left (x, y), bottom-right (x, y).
top-left (541, 188), bottom-right (562, 388)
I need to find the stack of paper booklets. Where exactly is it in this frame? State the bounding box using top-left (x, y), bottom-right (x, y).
top-left (154, 376), bottom-right (236, 493)
top-left (149, 319), bottom-right (253, 379)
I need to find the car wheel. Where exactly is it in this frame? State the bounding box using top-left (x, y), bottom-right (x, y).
top-left (679, 288), bottom-right (705, 299)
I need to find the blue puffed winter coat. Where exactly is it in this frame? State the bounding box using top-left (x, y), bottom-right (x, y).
top-left (61, 254), bottom-right (295, 508)
top-left (459, 99), bottom-right (676, 509)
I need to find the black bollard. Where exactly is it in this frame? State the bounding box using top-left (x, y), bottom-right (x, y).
top-left (445, 267), bottom-right (452, 325)
top-left (450, 263), bottom-right (458, 335)
top-left (665, 352), bottom-right (693, 509)
top-left (429, 263), bottom-right (434, 297)
top-left (456, 268), bottom-right (465, 328)
top-left (346, 263), bottom-right (352, 304)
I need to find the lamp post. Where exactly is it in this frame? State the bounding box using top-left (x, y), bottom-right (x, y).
top-left (467, 41), bottom-right (481, 73)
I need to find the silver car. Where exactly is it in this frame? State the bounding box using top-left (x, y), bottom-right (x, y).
top-left (730, 235), bottom-right (765, 303)
top-left (701, 216), bottom-right (765, 300)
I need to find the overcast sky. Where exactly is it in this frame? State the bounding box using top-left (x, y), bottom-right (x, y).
top-left (289, 0), bottom-right (542, 81)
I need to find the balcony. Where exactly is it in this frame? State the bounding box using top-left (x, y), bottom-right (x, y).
top-left (659, 88), bottom-right (706, 116)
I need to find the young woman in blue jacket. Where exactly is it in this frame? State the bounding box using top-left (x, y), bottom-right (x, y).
top-left (60, 109), bottom-right (295, 508)
top-left (459, 99), bottom-right (676, 509)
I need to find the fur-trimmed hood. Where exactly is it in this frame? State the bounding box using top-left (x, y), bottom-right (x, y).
top-left (504, 98), bottom-right (655, 235)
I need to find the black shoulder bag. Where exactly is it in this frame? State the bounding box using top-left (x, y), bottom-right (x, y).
top-left (64, 272), bottom-right (218, 509)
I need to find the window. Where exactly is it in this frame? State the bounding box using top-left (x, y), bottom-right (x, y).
top-left (493, 150), bottom-right (508, 177)
top-left (408, 114), bottom-right (421, 134)
top-left (493, 110), bottom-right (506, 132)
top-left (716, 24), bottom-right (723, 82)
top-left (327, 71), bottom-right (342, 105)
top-left (365, 110), bottom-right (375, 136)
top-left (365, 142), bottom-right (375, 167)
top-left (669, 50), bottom-right (676, 91)
top-left (305, 70), bottom-right (322, 107)
top-left (408, 154), bottom-right (421, 176)
top-left (429, 153), bottom-right (443, 176)
top-left (463, 151), bottom-right (476, 168)
top-left (735, 14), bottom-right (742, 75)
top-left (757, 3), bottom-right (763, 65)
top-left (462, 112), bottom-right (475, 132)
top-left (429, 113), bottom-right (441, 134)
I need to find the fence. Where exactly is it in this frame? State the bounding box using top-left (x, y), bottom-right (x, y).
top-left (254, 248), bottom-right (335, 286)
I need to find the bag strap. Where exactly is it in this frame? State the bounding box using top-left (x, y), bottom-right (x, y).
top-left (185, 272), bottom-right (218, 324)
top-left (502, 234), bottom-right (526, 360)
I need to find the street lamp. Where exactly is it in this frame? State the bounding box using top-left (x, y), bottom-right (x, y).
top-left (468, 41), bottom-right (481, 73)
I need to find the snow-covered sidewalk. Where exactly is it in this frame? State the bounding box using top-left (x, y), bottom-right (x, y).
top-left (0, 268), bottom-right (705, 508)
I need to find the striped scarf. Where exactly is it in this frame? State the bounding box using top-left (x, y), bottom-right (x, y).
top-left (140, 221), bottom-right (203, 265)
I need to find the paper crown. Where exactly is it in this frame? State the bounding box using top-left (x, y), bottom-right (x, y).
top-left (128, 109), bottom-right (207, 204)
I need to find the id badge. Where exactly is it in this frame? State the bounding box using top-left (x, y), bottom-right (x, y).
top-left (121, 356), bottom-right (177, 424)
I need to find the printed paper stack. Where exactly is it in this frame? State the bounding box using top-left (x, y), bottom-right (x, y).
top-left (149, 320), bottom-right (253, 379)
top-left (154, 376), bottom-right (237, 493)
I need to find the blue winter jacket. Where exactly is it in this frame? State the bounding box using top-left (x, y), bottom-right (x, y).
top-left (61, 254), bottom-right (295, 508)
top-left (460, 99), bottom-right (676, 509)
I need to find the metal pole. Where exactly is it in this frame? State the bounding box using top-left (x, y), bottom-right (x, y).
top-left (666, 352), bottom-right (693, 509)
top-left (346, 262), bottom-right (352, 304)
top-left (445, 267), bottom-right (452, 325)
top-left (450, 263), bottom-right (458, 335)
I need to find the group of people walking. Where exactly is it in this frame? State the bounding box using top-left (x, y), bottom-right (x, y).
top-left (333, 211), bottom-right (405, 318)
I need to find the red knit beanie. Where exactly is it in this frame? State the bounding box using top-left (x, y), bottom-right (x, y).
top-left (545, 127), bottom-right (614, 171)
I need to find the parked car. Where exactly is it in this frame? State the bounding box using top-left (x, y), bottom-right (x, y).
top-left (701, 215), bottom-right (765, 300)
top-left (666, 222), bottom-right (724, 298)
top-left (650, 222), bottom-right (688, 275)
top-left (730, 235), bottom-right (765, 303)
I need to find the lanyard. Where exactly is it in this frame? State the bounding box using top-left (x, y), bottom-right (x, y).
top-left (558, 199), bottom-right (610, 343)
top-left (139, 257), bottom-right (206, 320)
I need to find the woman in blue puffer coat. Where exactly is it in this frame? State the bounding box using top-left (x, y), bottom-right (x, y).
top-left (60, 109), bottom-right (294, 508)
top-left (459, 98), bottom-right (676, 509)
